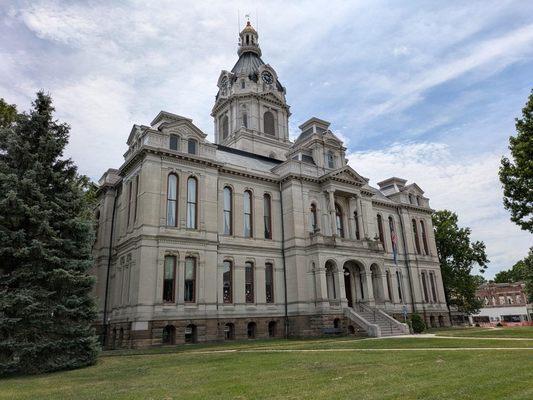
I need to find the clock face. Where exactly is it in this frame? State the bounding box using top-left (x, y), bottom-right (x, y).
top-left (261, 71), bottom-right (273, 84)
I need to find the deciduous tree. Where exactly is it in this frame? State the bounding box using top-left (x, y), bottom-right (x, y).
top-left (432, 210), bottom-right (488, 315)
top-left (499, 90), bottom-right (533, 233)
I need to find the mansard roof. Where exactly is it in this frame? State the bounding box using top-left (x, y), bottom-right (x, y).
top-left (215, 144), bottom-right (281, 173)
top-left (230, 52), bottom-right (284, 92)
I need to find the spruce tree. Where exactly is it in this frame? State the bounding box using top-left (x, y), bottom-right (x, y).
top-left (0, 92), bottom-right (98, 375)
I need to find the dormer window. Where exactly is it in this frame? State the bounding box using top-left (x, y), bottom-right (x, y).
top-left (327, 151), bottom-right (335, 169)
top-left (409, 194), bottom-right (414, 204)
top-left (187, 138), bottom-right (198, 155)
top-left (241, 80), bottom-right (245, 89)
top-left (170, 134), bottom-right (179, 151)
top-left (416, 196), bottom-right (421, 206)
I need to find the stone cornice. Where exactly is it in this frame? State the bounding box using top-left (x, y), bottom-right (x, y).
top-left (211, 91), bottom-right (289, 115)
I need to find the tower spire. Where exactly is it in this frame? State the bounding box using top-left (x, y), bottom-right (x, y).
top-left (238, 20), bottom-right (261, 57)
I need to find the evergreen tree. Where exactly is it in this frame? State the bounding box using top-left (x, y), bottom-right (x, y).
top-left (0, 92), bottom-right (98, 375)
top-left (0, 98), bottom-right (17, 128)
top-left (499, 89), bottom-right (533, 233)
top-left (432, 210), bottom-right (488, 315)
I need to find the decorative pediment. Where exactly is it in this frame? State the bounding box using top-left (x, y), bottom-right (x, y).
top-left (320, 166), bottom-right (369, 186)
top-left (161, 120), bottom-right (207, 140)
top-left (401, 182), bottom-right (425, 195)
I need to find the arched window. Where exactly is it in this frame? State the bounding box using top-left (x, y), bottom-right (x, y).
top-left (420, 220), bottom-right (429, 255)
top-left (245, 261), bottom-right (254, 303)
top-left (162, 325), bottom-right (176, 345)
top-left (327, 151), bottom-right (335, 169)
top-left (247, 322), bottom-right (256, 339)
top-left (243, 190), bottom-right (253, 238)
top-left (354, 211), bottom-right (360, 240)
top-left (242, 112), bottom-right (248, 128)
top-left (264, 111), bottom-right (275, 135)
top-left (163, 255), bottom-right (176, 302)
top-left (335, 204), bottom-right (344, 238)
top-left (187, 177), bottom-right (197, 229)
top-left (222, 260), bottom-right (233, 303)
top-left (430, 272), bottom-right (438, 302)
top-left (412, 219), bottom-right (421, 254)
top-left (409, 194), bottom-right (414, 204)
top-left (184, 257), bottom-right (196, 302)
top-left (310, 203), bottom-right (318, 232)
top-left (134, 175), bottom-right (139, 223)
top-left (224, 323), bottom-right (235, 340)
top-left (416, 196), bottom-right (421, 206)
top-left (377, 214), bottom-right (385, 251)
top-left (268, 321), bottom-right (277, 337)
top-left (388, 216), bottom-right (397, 253)
top-left (187, 138), bottom-right (197, 154)
top-left (264, 193), bottom-right (272, 239)
top-left (241, 79), bottom-right (245, 89)
top-left (166, 174), bottom-right (178, 227)
top-left (222, 115), bottom-right (229, 139)
top-left (421, 272), bottom-right (429, 302)
top-left (223, 186), bottom-right (232, 235)
top-left (265, 263), bottom-right (274, 303)
top-left (169, 134), bottom-right (179, 151)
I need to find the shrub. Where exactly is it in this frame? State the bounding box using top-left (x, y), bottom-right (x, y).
top-left (410, 314), bottom-right (426, 334)
top-left (496, 322), bottom-right (503, 327)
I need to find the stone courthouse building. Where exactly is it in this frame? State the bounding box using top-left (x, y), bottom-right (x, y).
top-left (92, 21), bottom-right (449, 348)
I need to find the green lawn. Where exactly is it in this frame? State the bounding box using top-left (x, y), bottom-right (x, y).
top-left (2, 329), bottom-right (532, 400)
top-left (433, 326), bottom-right (533, 339)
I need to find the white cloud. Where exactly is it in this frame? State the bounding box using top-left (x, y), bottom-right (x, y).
top-left (348, 142), bottom-right (532, 277)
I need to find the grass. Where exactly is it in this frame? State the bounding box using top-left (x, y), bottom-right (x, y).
top-left (1, 327), bottom-right (532, 400)
top-left (433, 326), bottom-right (533, 339)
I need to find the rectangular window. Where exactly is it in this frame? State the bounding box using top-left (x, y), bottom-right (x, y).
top-left (264, 194), bottom-right (272, 239)
top-left (244, 191), bottom-right (253, 238)
top-left (421, 272), bottom-right (429, 302)
top-left (245, 262), bottom-right (254, 303)
top-left (223, 260), bottom-right (232, 303)
top-left (127, 181), bottom-right (132, 226)
top-left (265, 263), bottom-right (274, 303)
top-left (170, 134), bottom-right (179, 150)
top-left (134, 175), bottom-right (139, 222)
top-left (223, 187), bottom-right (232, 235)
top-left (187, 177), bottom-right (197, 229)
top-left (166, 174), bottom-right (178, 227)
top-left (184, 257), bottom-right (196, 302)
top-left (430, 273), bottom-right (438, 302)
top-left (163, 256), bottom-right (176, 302)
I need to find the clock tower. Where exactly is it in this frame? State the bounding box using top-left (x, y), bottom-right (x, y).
top-left (211, 21), bottom-right (291, 160)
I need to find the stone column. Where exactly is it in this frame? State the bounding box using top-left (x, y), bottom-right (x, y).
top-left (363, 265), bottom-right (375, 305)
top-left (356, 196), bottom-right (366, 239)
top-left (327, 190), bottom-right (336, 236)
top-left (348, 197), bottom-right (357, 239)
top-left (315, 265), bottom-right (329, 308)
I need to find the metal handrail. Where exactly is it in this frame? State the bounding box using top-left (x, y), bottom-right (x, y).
top-left (354, 302), bottom-right (395, 335)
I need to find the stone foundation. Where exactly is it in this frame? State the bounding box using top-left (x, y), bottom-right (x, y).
top-left (99, 313), bottom-right (367, 349)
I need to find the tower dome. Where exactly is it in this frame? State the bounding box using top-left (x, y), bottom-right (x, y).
top-left (238, 21), bottom-right (261, 57)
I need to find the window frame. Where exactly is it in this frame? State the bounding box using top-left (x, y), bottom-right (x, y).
top-left (169, 134), bottom-right (179, 151)
top-left (335, 203), bottom-right (344, 238)
top-left (265, 262), bottom-right (274, 303)
top-left (310, 203), bottom-right (318, 232)
top-left (166, 173), bottom-right (178, 227)
top-left (184, 257), bottom-right (196, 303)
top-left (187, 176), bottom-right (198, 229)
top-left (263, 110), bottom-right (275, 136)
top-left (223, 186), bottom-right (233, 235)
top-left (243, 190), bottom-right (253, 238)
top-left (420, 220), bottom-right (429, 255)
top-left (222, 260), bottom-right (233, 304)
top-left (412, 219), bottom-right (421, 254)
top-left (163, 255), bottom-right (176, 303)
top-left (263, 193), bottom-right (272, 239)
top-left (187, 138), bottom-right (198, 155)
top-left (245, 261), bottom-right (254, 303)
top-left (377, 214), bottom-right (385, 251)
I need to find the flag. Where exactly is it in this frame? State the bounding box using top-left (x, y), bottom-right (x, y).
top-left (391, 229), bottom-right (398, 266)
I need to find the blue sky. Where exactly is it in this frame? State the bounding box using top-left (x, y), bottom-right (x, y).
top-left (1, 0), bottom-right (532, 277)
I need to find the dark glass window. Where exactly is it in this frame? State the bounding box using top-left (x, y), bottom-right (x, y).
top-left (244, 190), bottom-right (253, 238)
top-left (184, 257), bottom-right (196, 302)
top-left (265, 263), bottom-right (274, 303)
top-left (311, 204), bottom-right (318, 232)
top-left (354, 211), bottom-right (360, 240)
top-left (264, 194), bottom-right (272, 239)
top-left (170, 134), bottom-right (179, 150)
top-left (377, 214), bottom-right (385, 251)
top-left (223, 260), bottom-right (232, 303)
top-left (430, 273), bottom-right (438, 302)
top-left (222, 115), bottom-right (229, 139)
top-left (134, 175), bottom-right (139, 222)
top-left (127, 181), bottom-right (132, 226)
top-left (245, 262), bottom-right (254, 303)
top-left (187, 138), bottom-right (197, 154)
top-left (420, 220), bottom-right (429, 255)
top-left (396, 271), bottom-right (403, 301)
top-left (327, 152), bottom-right (335, 168)
top-left (421, 272), bottom-right (429, 302)
top-left (163, 256), bottom-right (176, 302)
top-left (412, 219), bottom-right (421, 254)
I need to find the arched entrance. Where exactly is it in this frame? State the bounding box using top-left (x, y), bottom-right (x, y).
top-left (185, 324), bottom-right (197, 343)
top-left (343, 260), bottom-right (366, 306)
